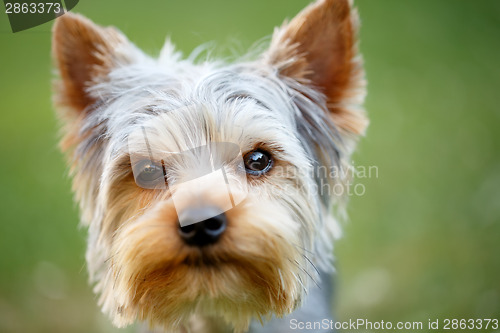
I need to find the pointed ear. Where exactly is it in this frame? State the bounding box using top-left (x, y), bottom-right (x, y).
top-left (263, 0), bottom-right (367, 137)
top-left (52, 13), bottom-right (135, 113)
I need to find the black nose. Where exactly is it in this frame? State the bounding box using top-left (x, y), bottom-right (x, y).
top-left (178, 210), bottom-right (227, 247)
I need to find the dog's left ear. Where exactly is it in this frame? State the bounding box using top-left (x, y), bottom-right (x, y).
top-left (263, 0), bottom-right (367, 138)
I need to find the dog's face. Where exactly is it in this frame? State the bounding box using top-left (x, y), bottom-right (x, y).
top-left (52, 0), bottom-right (366, 331)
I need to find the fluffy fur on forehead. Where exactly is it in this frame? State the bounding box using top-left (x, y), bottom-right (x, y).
top-left (83, 40), bottom-right (344, 167)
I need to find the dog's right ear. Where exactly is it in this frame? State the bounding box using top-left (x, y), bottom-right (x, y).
top-left (52, 13), bottom-right (136, 114)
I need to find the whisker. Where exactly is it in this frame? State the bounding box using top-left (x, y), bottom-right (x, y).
top-left (302, 254), bottom-right (320, 276)
top-left (288, 258), bottom-right (320, 289)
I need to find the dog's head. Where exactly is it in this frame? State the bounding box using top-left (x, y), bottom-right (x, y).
top-left (52, 0), bottom-right (367, 331)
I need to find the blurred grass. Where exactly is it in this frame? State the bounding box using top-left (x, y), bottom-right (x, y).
top-left (0, 0), bottom-right (499, 332)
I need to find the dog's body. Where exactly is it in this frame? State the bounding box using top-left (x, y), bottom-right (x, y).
top-left (52, 0), bottom-right (367, 332)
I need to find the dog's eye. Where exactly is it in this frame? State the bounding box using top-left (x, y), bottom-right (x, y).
top-left (133, 159), bottom-right (165, 188)
top-left (243, 150), bottom-right (273, 175)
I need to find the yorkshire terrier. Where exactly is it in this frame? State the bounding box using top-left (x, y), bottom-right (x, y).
top-left (51, 0), bottom-right (367, 332)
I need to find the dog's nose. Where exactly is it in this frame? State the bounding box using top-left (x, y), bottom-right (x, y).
top-left (178, 209), bottom-right (227, 246)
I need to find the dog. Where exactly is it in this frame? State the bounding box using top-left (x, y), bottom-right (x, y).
top-left (51, 0), bottom-right (367, 331)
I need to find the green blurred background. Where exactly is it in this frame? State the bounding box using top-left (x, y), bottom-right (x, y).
top-left (1, 1), bottom-right (499, 332)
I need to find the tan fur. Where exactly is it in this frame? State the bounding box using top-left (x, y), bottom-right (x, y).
top-left (106, 194), bottom-right (304, 331)
top-left (90, 149), bottom-right (310, 331)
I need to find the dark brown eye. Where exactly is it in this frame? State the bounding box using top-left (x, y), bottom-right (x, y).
top-left (243, 150), bottom-right (273, 175)
top-left (133, 159), bottom-right (165, 188)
